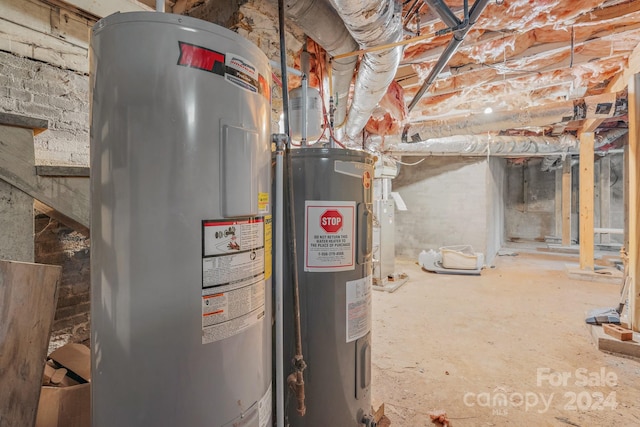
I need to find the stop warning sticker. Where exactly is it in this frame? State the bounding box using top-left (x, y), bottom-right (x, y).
top-left (304, 200), bottom-right (356, 272)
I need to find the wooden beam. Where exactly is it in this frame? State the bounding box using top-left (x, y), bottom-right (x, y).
top-left (555, 166), bottom-right (562, 238)
top-left (0, 125), bottom-right (90, 228)
top-left (579, 132), bottom-right (595, 270)
top-left (562, 156), bottom-right (572, 246)
top-left (34, 200), bottom-right (89, 235)
top-left (59, 0), bottom-right (152, 18)
top-left (36, 165), bottom-right (90, 177)
top-left (629, 73), bottom-right (640, 331)
top-left (0, 112), bottom-right (48, 135)
top-left (0, 260), bottom-right (61, 427)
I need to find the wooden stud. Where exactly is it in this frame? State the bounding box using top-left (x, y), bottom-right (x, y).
top-left (599, 156), bottom-right (611, 244)
top-left (579, 131), bottom-right (595, 270)
top-left (629, 74), bottom-right (640, 331)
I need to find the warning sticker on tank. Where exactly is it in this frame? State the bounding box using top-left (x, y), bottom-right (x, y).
top-left (264, 215), bottom-right (272, 280)
top-left (346, 275), bottom-right (372, 343)
top-left (258, 192), bottom-right (269, 214)
top-left (202, 217), bottom-right (266, 344)
top-left (304, 201), bottom-right (356, 272)
top-left (202, 275), bottom-right (265, 344)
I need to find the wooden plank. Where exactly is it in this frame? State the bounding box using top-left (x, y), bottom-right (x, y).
top-left (0, 17), bottom-right (89, 73)
top-left (0, 125), bottom-right (90, 228)
top-left (629, 74), bottom-right (640, 331)
top-left (0, 112), bottom-right (48, 135)
top-left (579, 132), bottom-right (595, 270)
top-left (603, 323), bottom-right (634, 341)
top-left (0, 259), bottom-right (61, 427)
top-left (59, 0), bottom-right (152, 18)
top-left (555, 166), bottom-right (562, 238)
top-left (34, 200), bottom-right (89, 235)
top-left (562, 156), bottom-right (572, 246)
top-left (36, 165), bottom-right (90, 177)
top-left (1, 0), bottom-right (92, 49)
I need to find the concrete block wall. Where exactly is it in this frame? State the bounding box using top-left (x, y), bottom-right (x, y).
top-left (0, 50), bottom-right (89, 166)
top-left (394, 157), bottom-right (504, 264)
top-left (34, 214), bottom-right (90, 351)
top-left (505, 158), bottom-right (557, 242)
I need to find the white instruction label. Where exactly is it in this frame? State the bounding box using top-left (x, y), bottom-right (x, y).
top-left (202, 218), bottom-right (266, 344)
top-left (304, 201), bottom-right (356, 272)
top-left (346, 275), bottom-right (372, 343)
top-left (258, 382), bottom-right (272, 427)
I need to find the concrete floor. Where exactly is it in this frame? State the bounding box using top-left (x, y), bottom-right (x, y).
top-left (372, 249), bottom-right (640, 426)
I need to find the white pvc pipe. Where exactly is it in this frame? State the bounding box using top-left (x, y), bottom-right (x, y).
top-left (269, 60), bottom-right (304, 77)
top-left (156, 0), bottom-right (164, 12)
top-left (301, 75), bottom-right (308, 146)
top-left (594, 228), bottom-right (624, 234)
top-left (275, 144), bottom-right (285, 427)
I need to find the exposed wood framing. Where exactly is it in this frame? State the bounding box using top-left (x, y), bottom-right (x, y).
top-left (629, 74), bottom-right (640, 331)
top-left (59, 0), bottom-right (151, 18)
top-left (0, 124), bottom-right (89, 228)
top-left (579, 132), bottom-right (595, 270)
top-left (0, 0), bottom-right (92, 73)
top-left (599, 156), bottom-right (611, 244)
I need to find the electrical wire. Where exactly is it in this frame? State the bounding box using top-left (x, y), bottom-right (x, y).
top-left (395, 157), bottom-right (425, 166)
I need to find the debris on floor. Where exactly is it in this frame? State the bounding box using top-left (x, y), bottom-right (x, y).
top-left (418, 249), bottom-right (483, 276)
top-left (428, 409), bottom-right (451, 426)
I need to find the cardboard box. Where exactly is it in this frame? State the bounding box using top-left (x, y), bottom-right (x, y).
top-left (35, 344), bottom-right (91, 427)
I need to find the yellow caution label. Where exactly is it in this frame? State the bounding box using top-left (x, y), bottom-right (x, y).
top-left (258, 192), bottom-right (270, 214)
top-left (264, 215), bottom-right (272, 280)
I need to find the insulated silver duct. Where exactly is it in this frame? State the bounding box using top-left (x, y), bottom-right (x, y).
top-left (403, 91), bottom-right (628, 140)
top-left (386, 134), bottom-right (579, 156)
top-left (285, 0), bottom-right (358, 129)
top-left (328, 0), bottom-right (403, 139)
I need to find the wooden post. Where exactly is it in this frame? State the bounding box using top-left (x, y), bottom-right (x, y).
top-left (629, 74), bottom-right (640, 331)
top-left (0, 260), bottom-right (61, 427)
top-left (555, 167), bottom-right (562, 239)
top-left (562, 156), bottom-right (572, 246)
top-left (579, 132), bottom-right (595, 270)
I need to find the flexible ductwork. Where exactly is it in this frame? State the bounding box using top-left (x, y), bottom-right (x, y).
top-left (385, 134), bottom-right (579, 156)
top-left (328, 0), bottom-right (403, 139)
top-left (285, 0), bottom-right (358, 129)
top-left (403, 91), bottom-right (628, 141)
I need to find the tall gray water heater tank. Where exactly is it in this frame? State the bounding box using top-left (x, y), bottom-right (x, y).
top-left (90, 12), bottom-right (272, 427)
top-left (283, 148), bottom-right (375, 426)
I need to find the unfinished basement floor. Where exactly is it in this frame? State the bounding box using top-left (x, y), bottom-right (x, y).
top-left (372, 249), bottom-right (640, 426)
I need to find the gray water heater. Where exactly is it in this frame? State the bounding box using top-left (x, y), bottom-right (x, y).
top-left (283, 148), bottom-right (374, 426)
top-left (90, 12), bottom-right (272, 427)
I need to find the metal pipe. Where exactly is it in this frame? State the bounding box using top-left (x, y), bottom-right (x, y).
top-left (276, 3), bottom-right (290, 424)
top-left (279, 0), bottom-right (291, 140)
top-left (424, 0), bottom-right (461, 28)
top-left (273, 135), bottom-right (286, 427)
top-left (407, 0), bottom-right (491, 111)
top-left (285, 147), bottom-right (306, 416)
top-left (301, 74), bottom-right (308, 146)
top-left (155, 0), bottom-right (164, 12)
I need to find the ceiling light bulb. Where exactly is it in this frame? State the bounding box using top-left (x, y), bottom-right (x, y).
top-left (484, 107), bottom-right (493, 114)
